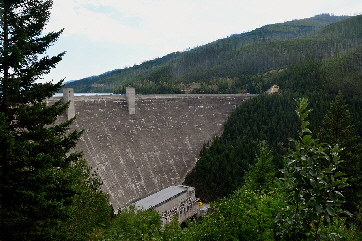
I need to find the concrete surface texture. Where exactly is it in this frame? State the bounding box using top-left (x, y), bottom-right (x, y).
top-left (48, 93), bottom-right (256, 210)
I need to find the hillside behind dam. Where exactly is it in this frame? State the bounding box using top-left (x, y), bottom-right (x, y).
top-left (48, 92), bottom-right (256, 210)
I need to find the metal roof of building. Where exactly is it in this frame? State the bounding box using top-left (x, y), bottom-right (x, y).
top-left (134, 185), bottom-right (189, 210)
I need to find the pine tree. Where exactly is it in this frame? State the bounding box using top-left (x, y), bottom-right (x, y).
top-left (0, 1), bottom-right (112, 240)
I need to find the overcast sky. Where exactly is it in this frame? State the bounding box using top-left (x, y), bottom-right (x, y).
top-left (42, 0), bottom-right (362, 83)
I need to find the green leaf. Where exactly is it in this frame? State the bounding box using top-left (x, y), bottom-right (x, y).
top-left (313, 186), bottom-right (321, 195)
top-left (329, 192), bottom-right (337, 202)
top-left (310, 179), bottom-right (317, 188)
top-left (326, 206), bottom-right (335, 216)
top-left (333, 172), bottom-right (345, 178)
top-left (302, 135), bottom-right (313, 145)
top-left (335, 191), bottom-right (344, 197)
top-left (315, 205), bottom-right (323, 214)
top-left (304, 192), bottom-right (312, 203)
top-left (301, 120), bottom-right (310, 131)
top-left (302, 127), bottom-right (312, 134)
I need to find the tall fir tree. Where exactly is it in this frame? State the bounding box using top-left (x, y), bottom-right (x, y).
top-left (0, 1), bottom-right (112, 240)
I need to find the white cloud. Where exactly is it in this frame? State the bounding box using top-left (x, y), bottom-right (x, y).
top-left (48, 1), bottom-right (243, 49)
top-left (48, 0), bottom-right (362, 44)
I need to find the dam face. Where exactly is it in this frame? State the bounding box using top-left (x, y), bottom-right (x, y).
top-left (49, 93), bottom-right (255, 210)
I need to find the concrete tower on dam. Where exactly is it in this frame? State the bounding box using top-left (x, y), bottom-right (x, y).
top-left (48, 89), bottom-right (256, 210)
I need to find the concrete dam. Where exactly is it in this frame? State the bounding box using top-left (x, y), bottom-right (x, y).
top-left (48, 89), bottom-right (256, 210)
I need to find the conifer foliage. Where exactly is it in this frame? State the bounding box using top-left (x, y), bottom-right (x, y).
top-left (0, 1), bottom-right (112, 240)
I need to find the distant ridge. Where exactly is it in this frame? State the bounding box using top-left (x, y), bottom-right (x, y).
top-left (65, 14), bottom-right (353, 93)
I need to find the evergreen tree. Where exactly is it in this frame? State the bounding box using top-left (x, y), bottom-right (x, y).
top-left (318, 92), bottom-right (362, 216)
top-left (244, 141), bottom-right (279, 192)
top-left (0, 1), bottom-right (112, 240)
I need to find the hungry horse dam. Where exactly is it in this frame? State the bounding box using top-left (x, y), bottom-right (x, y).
top-left (48, 89), bottom-right (256, 210)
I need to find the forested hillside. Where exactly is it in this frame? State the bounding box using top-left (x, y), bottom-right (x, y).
top-left (184, 38), bottom-right (362, 201)
top-left (65, 14), bottom-right (351, 93)
top-left (183, 15), bottom-right (362, 237)
top-left (64, 14), bottom-right (362, 239)
top-left (180, 33), bottom-right (362, 240)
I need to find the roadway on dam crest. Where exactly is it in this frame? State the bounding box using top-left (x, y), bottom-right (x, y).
top-left (48, 93), bottom-right (256, 210)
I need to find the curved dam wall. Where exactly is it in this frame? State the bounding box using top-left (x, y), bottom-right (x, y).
top-left (48, 93), bottom-right (256, 210)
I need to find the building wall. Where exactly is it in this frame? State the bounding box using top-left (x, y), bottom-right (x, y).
top-left (154, 188), bottom-right (190, 213)
top-left (154, 186), bottom-right (198, 224)
top-left (48, 93), bottom-right (256, 210)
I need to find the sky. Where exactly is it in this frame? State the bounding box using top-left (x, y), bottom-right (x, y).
top-left (41, 0), bottom-right (362, 83)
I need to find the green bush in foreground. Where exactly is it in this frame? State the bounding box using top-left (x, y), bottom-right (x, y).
top-left (275, 98), bottom-right (350, 240)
